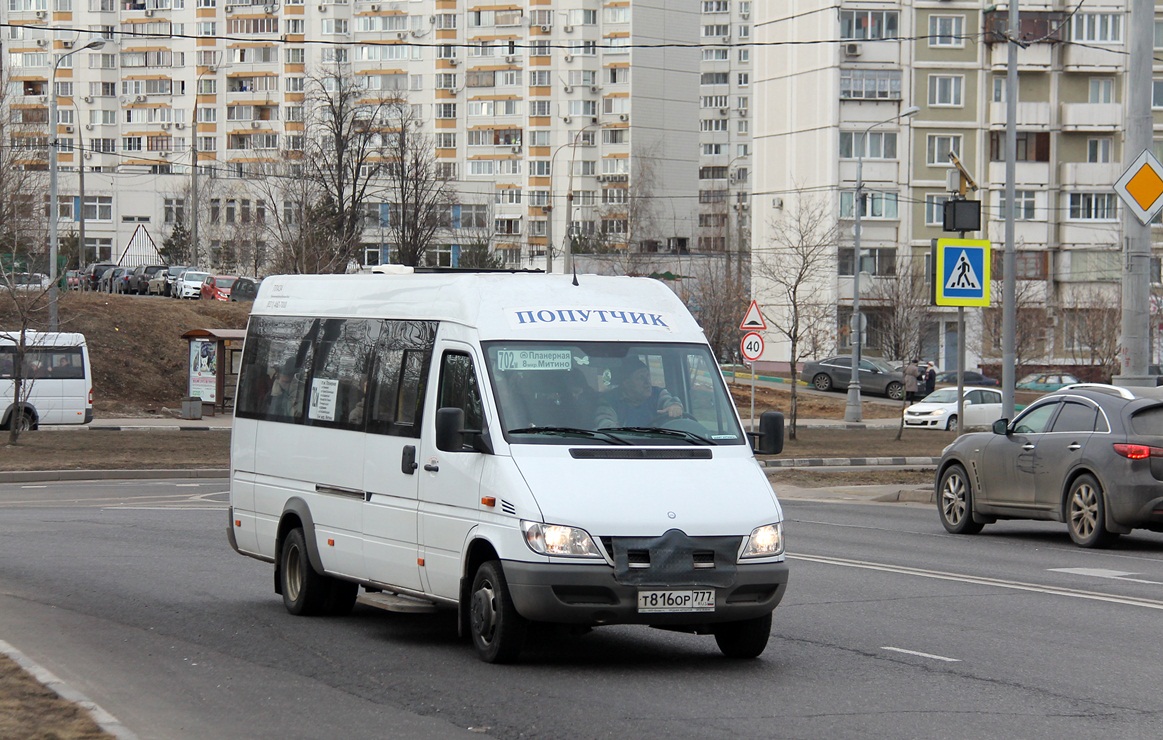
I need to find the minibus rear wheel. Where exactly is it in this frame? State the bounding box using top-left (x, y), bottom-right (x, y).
top-left (469, 561), bottom-right (527, 663)
top-left (280, 527), bottom-right (329, 616)
top-left (713, 613), bottom-right (772, 659)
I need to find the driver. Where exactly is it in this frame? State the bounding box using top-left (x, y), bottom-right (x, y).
top-left (595, 359), bottom-right (683, 428)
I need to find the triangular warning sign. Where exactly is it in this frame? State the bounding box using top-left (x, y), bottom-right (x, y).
top-left (740, 300), bottom-right (766, 330)
top-left (945, 251), bottom-right (982, 291)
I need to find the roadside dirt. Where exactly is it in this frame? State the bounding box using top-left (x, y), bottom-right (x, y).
top-left (0, 655), bottom-right (110, 739)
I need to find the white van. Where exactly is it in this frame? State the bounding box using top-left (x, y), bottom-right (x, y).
top-left (228, 272), bottom-right (787, 662)
top-left (0, 331), bottom-right (93, 430)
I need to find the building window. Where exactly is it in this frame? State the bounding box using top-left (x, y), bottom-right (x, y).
top-left (1089, 78), bottom-right (1115, 104)
top-left (1068, 193), bottom-right (1118, 220)
top-left (839, 131), bottom-right (897, 159)
top-left (989, 131), bottom-right (1050, 162)
top-left (840, 69), bottom-right (902, 100)
top-left (926, 134), bottom-right (961, 166)
top-left (839, 9), bottom-right (899, 40)
top-left (998, 190), bottom-right (1038, 220)
top-left (928, 74), bottom-right (963, 107)
top-left (164, 198), bottom-right (185, 224)
top-left (929, 16), bottom-right (965, 47)
top-left (925, 194), bottom-right (948, 226)
top-left (1072, 13), bottom-right (1122, 43)
top-left (1088, 137), bottom-right (1113, 163)
top-left (837, 247), bottom-right (896, 276)
top-left (840, 191), bottom-right (899, 220)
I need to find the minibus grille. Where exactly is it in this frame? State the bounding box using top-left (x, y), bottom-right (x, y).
top-left (570, 449), bottom-right (712, 460)
top-left (601, 530), bottom-right (740, 587)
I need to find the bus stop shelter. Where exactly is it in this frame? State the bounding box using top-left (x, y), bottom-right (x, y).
top-left (181, 328), bottom-right (246, 417)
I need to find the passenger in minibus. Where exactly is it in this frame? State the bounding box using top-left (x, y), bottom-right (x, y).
top-left (266, 359), bottom-right (301, 417)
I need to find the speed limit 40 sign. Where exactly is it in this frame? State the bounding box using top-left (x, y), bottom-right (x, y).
top-left (740, 331), bottom-right (764, 362)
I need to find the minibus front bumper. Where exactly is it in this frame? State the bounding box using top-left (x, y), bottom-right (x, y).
top-left (502, 559), bottom-right (788, 626)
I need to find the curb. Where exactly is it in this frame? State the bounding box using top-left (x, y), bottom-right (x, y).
top-left (39, 426), bottom-right (230, 432)
top-left (762, 456), bottom-right (939, 468)
top-left (0, 468), bottom-right (229, 483)
top-left (0, 639), bottom-right (138, 740)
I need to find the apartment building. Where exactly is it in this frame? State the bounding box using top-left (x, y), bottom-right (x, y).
top-left (753, 1), bottom-right (1156, 373)
top-left (3, 0), bottom-right (742, 272)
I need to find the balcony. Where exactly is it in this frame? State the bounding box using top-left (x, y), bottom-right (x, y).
top-left (1061, 43), bottom-right (1125, 72)
top-left (1060, 103), bottom-right (1122, 131)
top-left (988, 101), bottom-right (1052, 129)
top-left (1059, 161), bottom-right (1120, 188)
top-left (988, 161), bottom-right (1050, 187)
top-left (988, 42), bottom-right (1053, 71)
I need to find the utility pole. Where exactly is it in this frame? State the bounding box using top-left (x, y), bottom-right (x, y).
top-left (1001, 0), bottom-right (1019, 418)
top-left (1115, 0), bottom-right (1154, 387)
top-left (190, 110), bottom-right (200, 267)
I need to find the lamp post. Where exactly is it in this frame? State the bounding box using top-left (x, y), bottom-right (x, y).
top-left (544, 120), bottom-right (599, 274)
top-left (49, 38), bottom-right (105, 331)
top-left (844, 105), bottom-right (919, 423)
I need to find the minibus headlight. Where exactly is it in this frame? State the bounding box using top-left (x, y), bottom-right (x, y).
top-left (521, 521), bottom-right (603, 558)
top-left (740, 523), bottom-right (784, 559)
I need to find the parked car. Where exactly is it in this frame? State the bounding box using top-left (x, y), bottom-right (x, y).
top-left (99, 267), bottom-right (133, 294)
top-left (175, 270), bottom-right (210, 299)
top-left (65, 269), bottom-right (83, 290)
top-left (802, 356), bottom-right (905, 400)
top-left (128, 264), bottom-right (167, 295)
top-left (165, 266), bottom-right (190, 297)
top-left (1016, 373), bottom-right (1081, 392)
top-left (936, 383), bottom-right (1163, 548)
top-left (904, 387), bottom-right (1004, 431)
top-left (201, 274), bottom-right (238, 301)
top-left (82, 262), bottom-right (116, 292)
top-left (147, 269), bottom-right (169, 295)
top-left (935, 370), bottom-right (998, 387)
top-left (3, 272), bottom-right (50, 292)
top-left (230, 276), bottom-right (260, 302)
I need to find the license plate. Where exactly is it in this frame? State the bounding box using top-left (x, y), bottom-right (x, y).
top-left (637, 589), bottom-right (715, 613)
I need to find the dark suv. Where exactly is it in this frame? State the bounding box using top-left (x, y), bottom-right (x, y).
top-left (128, 265), bottom-right (167, 295)
top-left (936, 383), bottom-right (1163, 548)
top-left (82, 262), bottom-right (116, 292)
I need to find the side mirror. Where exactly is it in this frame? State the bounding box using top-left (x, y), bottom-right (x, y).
top-left (751, 411), bottom-right (784, 455)
top-left (992, 418), bottom-right (1009, 436)
top-left (435, 407), bottom-right (494, 454)
top-left (435, 407), bottom-right (465, 452)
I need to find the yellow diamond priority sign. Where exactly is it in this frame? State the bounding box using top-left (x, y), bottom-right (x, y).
top-left (1114, 149), bottom-right (1163, 225)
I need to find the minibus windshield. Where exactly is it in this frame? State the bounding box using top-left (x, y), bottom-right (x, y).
top-left (483, 342), bottom-right (746, 445)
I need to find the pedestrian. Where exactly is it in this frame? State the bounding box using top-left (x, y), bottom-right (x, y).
top-left (904, 359), bottom-right (920, 403)
top-left (924, 361), bottom-right (937, 396)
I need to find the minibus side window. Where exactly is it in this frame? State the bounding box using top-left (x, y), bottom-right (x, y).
top-left (236, 316), bottom-right (318, 423)
top-left (306, 319), bottom-right (381, 431)
top-left (0, 347), bottom-right (15, 379)
top-left (439, 352), bottom-right (484, 431)
top-left (366, 320), bottom-right (435, 438)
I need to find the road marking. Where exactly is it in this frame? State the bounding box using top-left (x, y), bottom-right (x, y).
top-left (19, 485), bottom-right (47, 489)
top-left (881, 647), bottom-right (960, 662)
top-left (791, 554), bottom-right (1163, 611)
top-left (1049, 567), bottom-right (1163, 585)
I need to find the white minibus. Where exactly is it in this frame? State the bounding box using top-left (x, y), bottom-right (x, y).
top-left (0, 331), bottom-right (93, 430)
top-left (228, 272), bottom-right (787, 663)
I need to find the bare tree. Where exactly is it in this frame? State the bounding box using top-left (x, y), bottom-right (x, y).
top-left (981, 279), bottom-right (1047, 378)
top-left (0, 327), bottom-right (44, 444)
top-left (452, 199), bottom-right (503, 269)
top-left (685, 255), bottom-right (747, 363)
top-left (1062, 285), bottom-right (1121, 380)
top-left (753, 192), bottom-right (839, 438)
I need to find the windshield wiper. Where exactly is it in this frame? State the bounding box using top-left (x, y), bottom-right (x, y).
top-left (506, 426), bottom-right (632, 445)
top-left (601, 427), bottom-right (715, 445)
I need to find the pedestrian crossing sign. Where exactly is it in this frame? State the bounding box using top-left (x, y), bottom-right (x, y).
top-left (935, 238), bottom-right (990, 307)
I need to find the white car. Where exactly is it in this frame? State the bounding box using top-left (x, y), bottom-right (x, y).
top-left (903, 387), bottom-right (1003, 431)
top-left (176, 270), bottom-right (209, 299)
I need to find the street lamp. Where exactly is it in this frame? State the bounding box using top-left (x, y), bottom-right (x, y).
top-left (49, 38), bottom-right (106, 331)
top-left (545, 120), bottom-right (599, 274)
top-left (844, 105), bottom-right (919, 423)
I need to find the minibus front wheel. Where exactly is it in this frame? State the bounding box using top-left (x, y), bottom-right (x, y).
top-left (713, 613), bottom-right (772, 659)
top-left (469, 561), bottom-right (527, 664)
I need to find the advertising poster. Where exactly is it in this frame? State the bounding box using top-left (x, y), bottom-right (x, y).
top-left (188, 339), bottom-right (218, 402)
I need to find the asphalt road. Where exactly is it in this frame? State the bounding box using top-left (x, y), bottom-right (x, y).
top-left (2, 479), bottom-right (1162, 739)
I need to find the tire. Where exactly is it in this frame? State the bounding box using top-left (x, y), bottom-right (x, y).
top-left (713, 613), bottom-right (772, 659)
top-left (469, 561), bottom-right (527, 664)
top-left (280, 527), bottom-right (330, 616)
top-left (324, 580), bottom-right (359, 616)
top-left (886, 382), bottom-right (904, 401)
top-left (938, 463), bottom-right (984, 535)
top-left (1067, 474), bottom-right (1116, 548)
top-left (812, 373), bottom-right (833, 392)
top-left (945, 414), bottom-right (958, 432)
